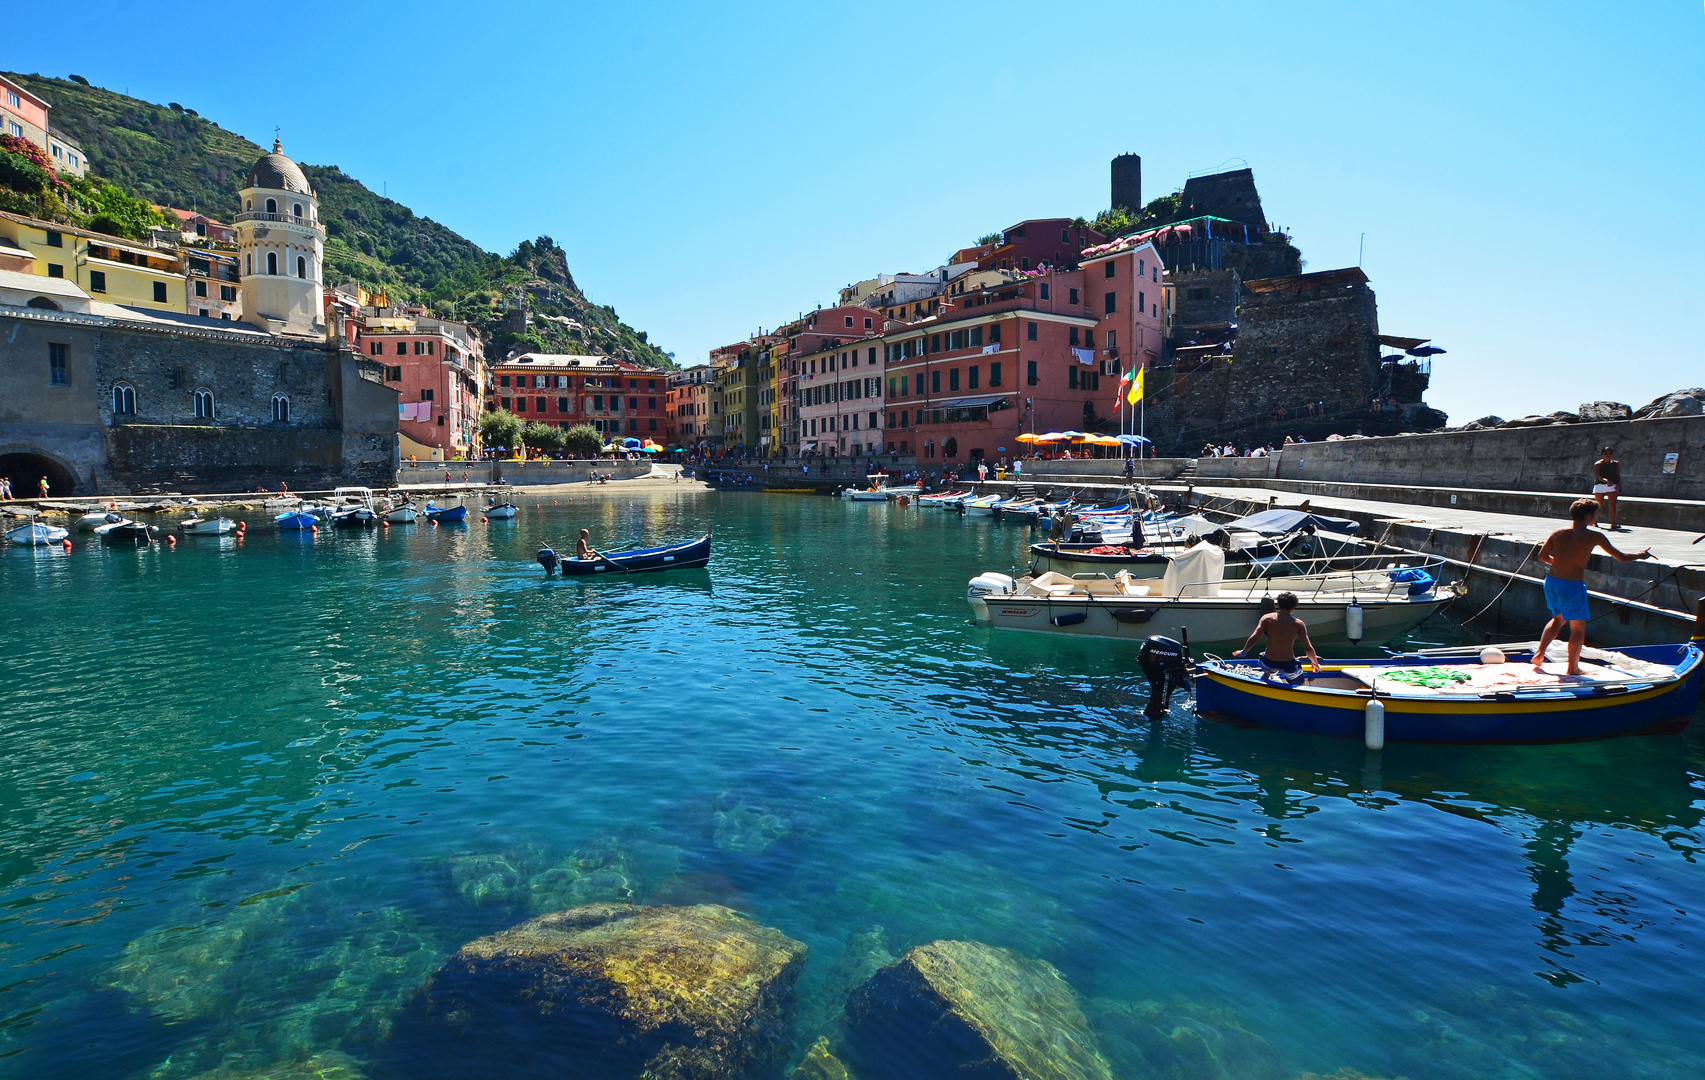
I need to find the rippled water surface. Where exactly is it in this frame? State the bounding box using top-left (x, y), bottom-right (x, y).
top-left (2, 490), bottom-right (1702, 1079)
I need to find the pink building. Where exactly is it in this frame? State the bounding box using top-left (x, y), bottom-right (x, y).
top-left (1078, 236), bottom-right (1166, 410)
top-left (788, 305), bottom-right (883, 458)
top-left (358, 310), bottom-right (485, 458)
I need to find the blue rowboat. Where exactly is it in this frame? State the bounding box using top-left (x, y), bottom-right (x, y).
top-left (425, 503), bottom-right (467, 523)
top-left (553, 533), bottom-right (711, 576)
top-left (275, 510), bottom-right (318, 529)
top-left (1193, 640), bottom-right (1705, 744)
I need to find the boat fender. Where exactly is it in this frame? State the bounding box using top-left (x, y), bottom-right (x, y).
top-left (1051, 612), bottom-right (1088, 627)
top-left (1138, 636), bottom-right (1190, 719)
top-left (1259, 595), bottom-right (1277, 615)
top-left (1345, 603), bottom-right (1364, 644)
top-left (1479, 646), bottom-right (1506, 665)
top-left (1364, 695), bottom-right (1385, 750)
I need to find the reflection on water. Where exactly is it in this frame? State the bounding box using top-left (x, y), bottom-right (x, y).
top-left (0, 492), bottom-right (1701, 1079)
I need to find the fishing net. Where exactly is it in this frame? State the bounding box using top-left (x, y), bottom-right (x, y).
top-left (1380, 668), bottom-right (1473, 689)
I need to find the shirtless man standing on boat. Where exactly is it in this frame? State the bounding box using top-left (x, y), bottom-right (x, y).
top-left (1232, 592), bottom-right (1322, 683)
top-left (1533, 498), bottom-right (1652, 675)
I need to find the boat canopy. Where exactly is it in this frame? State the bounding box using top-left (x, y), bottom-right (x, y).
top-left (1160, 540), bottom-right (1225, 597)
top-left (1222, 509), bottom-right (1361, 537)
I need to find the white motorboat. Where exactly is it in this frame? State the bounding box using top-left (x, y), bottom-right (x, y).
top-left (961, 494), bottom-right (1003, 517)
top-left (179, 516), bottom-right (237, 535)
top-left (485, 502), bottom-right (519, 519)
top-left (76, 511), bottom-right (123, 533)
top-left (967, 542), bottom-right (1455, 648)
top-left (7, 521), bottom-right (69, 545)
top-left (383, 501), bottom-right (419, 524)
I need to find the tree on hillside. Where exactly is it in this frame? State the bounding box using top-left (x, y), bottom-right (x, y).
top-left (563, 423), bottom-right (602, 459)
top-left (479, 408), bottom-right (522, 453)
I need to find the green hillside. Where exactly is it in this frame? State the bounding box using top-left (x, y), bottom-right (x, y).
top-left (2, 72), bottom-right (671, 368)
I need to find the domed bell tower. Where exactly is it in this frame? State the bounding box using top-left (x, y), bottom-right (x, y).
top-left (236, 140), bottom-right (324, 336)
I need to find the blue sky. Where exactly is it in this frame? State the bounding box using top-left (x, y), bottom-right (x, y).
top-left (11, 1), bottom-right (1702, 422)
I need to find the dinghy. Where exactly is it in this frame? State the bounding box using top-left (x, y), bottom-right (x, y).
top-left (544, 533), bottom-right (712, 576)
top-left (178, 516), bottom-right (237, 535)
top-left (6, 521), bottom-right (69, 545)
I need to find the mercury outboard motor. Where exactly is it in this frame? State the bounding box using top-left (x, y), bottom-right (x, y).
top-left (536, 546), bottom-right (560, 576)
top-left (1137, 635), bottom-right (1191, 719)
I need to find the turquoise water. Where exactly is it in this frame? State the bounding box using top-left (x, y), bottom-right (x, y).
top-left (2, 491), bottom-right (1702, 1079)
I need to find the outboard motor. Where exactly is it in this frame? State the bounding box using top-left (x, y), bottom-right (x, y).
top-left (536, 546), bottom-right (560, 576)
top-left (1137, 635), bottom-right (1191, 720)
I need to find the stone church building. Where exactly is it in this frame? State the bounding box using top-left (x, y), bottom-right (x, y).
top-left (0, 143), bottom-right (397, 494)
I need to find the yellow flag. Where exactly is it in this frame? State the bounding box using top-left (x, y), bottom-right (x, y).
top-left (1126, 366), bottom-right (1144, 405)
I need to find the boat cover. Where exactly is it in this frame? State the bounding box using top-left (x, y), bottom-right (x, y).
top-left (1161, 541), bottom-right (1225, 597)
top-left (1221, 509), bottom-right (1361, 536)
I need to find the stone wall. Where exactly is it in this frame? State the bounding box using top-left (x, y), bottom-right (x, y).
top-left (1169, 269), bottom-right (1238, 342)
top-left (1178, 169), bottom-right (1266, 227)
top-left (1227, 273), bottom-right (1381, 425)
top-left (1278, 414), bottom-right (1705, 501)
top-left (495, 460), bottom-right (652, 485)
top-left (0, 307), bottom-right (397, 495)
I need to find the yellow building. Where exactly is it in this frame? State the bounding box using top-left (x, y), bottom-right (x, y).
top-left (0, 212), bottom-right (186, 314)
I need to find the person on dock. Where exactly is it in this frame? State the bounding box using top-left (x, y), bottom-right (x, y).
top-left (0, 476), bottom-right (10, 500)
top-left (1592, 445), bottom-right (1622, 530)
top-left (576, 529), bottom-right (596, 561)
top-left (38, 476), bottom-right (49, 498)
top-left (1232, 591), bottom-right (1321, 683)
top-left (1533, 498), bottom-right (1652, 675)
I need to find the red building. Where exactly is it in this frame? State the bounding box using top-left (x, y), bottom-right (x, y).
top-left (359, 309), bottom-right (486, 459)
top-left (487, 353), bottom-right (670, 440)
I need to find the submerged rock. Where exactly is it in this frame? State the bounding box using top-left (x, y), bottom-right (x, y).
top-left (392, 902), bottom-right (807, 1079)
top-left (789, 1037), bottom-right (855, 1080)
top-left (1085, 998), bottom-right (1283, 1080)
top-left (843, 940), bottom-right (1111, 1080)
top-left (713, 792), bottom-right (791, 854)
top-left (183, 1051), bottom-right (366, 1079)
top-left (1294, 1070), bottom-right (1407, 1080)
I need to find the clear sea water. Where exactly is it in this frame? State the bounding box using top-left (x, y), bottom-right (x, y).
top-left (1, 490), bottom-right (1701, 1079)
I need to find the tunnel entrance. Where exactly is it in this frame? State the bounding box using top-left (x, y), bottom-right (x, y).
top-left (0, 453), bottom-right (79, 498)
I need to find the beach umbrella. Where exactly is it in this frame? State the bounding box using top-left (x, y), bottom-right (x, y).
top-left (1087, 435), bottom-right (1123, 447)
top-left (1117, 434), bottom-right (1152, 446)
top-left (1036, 432), bottom-right (1069, 442)
top-left (1015, 433), bottom-right (1041, 443)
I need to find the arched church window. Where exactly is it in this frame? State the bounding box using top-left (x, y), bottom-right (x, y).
top-left (267, 252), bottom-right (277, 275)
top-left (247, 254), bottom-right (253, 275)
top-left (293, 203), bottom-right (303, 218)
top-left (112, 383), bottom-right (135, 416)
top-left (297, 256), bottom-right (306, 279)
top-left (194, 389), bottom-right (214, 419)
top-left (272, 394), bottom-right (290, 423)
top-left (266, 198), bottom-right (277, 214)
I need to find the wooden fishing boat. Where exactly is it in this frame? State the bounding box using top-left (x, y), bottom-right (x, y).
top-left (485, 502), bottom-right (519, 519)
top-left (541, 533), bottom-right (712, 576)
top-left (1193, 640), bottom-right (1705, 744)
top-left (275, 509), bottom-right (318, 529)
top-left (178, 516), bottom-right (237, 535)
top-left (425, 502), bottom-right (467, 523)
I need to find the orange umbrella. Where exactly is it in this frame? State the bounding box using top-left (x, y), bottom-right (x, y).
top-left (1015, 433), bottom-right (1041, 443)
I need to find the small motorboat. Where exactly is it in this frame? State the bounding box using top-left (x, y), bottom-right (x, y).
top-left (96, 519), bottom-right (157, 545)
top-left (425, 502), bottom-right (468, 523)
top-left (77, 511), bottom-right (123, 533)
top-left (961, 494), bottom-right (1004, 518)
top-left (993, 498), bottom-right (1045, 523)
top-left (275, 509), bottom-right (319, 529)
top-left (918, 490), bottom-right (972, 508)
top-left (179, 516), bottom-right (237, 536)
top-left (1194, 639), bottom-right (1705, 744)
top-left (1029, 541), bottom-right (1173, 578)
top-left (7, 520), bottom-right (70, 545)
top-left (548, 533), bottom-right (712, 576)
top-left (485, 502), bottom-right (519, 520)
top-left (331, 506), bottom-right (377, 528)
top-left (383, 500), bottom-right (419, 524)
top-left (967, 542), bottom-right (1454, 647)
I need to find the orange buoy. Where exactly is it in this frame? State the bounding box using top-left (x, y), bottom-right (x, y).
top-left (431, 519), bottom-right (438, 527)
top-left (481, 516), bottom-right (489, 523)
top-left (61, 538), bottom-right (72, 551)
top-left (310, 525), bottom-right (318, 534)
top-left (382, 520), bottom-right (390, 528)
top-left (167, 535), bottom-right (176, 547)
top-left (238, 521), bottom-right (247, 531)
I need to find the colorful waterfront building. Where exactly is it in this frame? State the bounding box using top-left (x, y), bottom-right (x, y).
top-left (787, 305), bottom-right (883, 459)
top-left (668, 364), bottom-right (714, 449)
top-left (353, 300), bottom-right (485, 459)
top-left (488, 353), bottom-right (669, 443)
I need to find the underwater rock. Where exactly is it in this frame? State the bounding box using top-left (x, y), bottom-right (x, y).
top-left (842, 940), bottom-right (1112, 1080)
top-left (1293, 1070), bottom-right (1406, 1080)
top-left (525, 840), bottom-right (638, 911)
top-left (1085, 998), bottom-right (1284, 1080)
top-left (797, 926), bottom-right (896, 1042)
top-left (182, 1051), bottom-right (366, 1079)
top-left (789, 1037), bottom-right (856, 1080)
top-left (394, 902), bottom-right (807, 1079)
top-left (713, 793), bottom-right (791, 854)
top-left (443, 852), bottom-right (527, 907)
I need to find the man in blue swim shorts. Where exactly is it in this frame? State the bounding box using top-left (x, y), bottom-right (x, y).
top-left (1534, 498), bottom-right (1652, 675)
top-left (1232, 591), bottom-right (1321, 684)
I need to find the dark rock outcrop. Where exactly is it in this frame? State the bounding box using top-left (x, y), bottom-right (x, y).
top-left (388, 903), bottom-right (807, 1080)
top-left (1633, 388), bottom-right (1705, 419)
top-left (842, 940), bottom-right (1111, 1080)
top-left (1578, 401), bottom-right (1632, 422)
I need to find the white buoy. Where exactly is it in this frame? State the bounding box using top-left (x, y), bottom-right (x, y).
top-left (1345, 603), bottom-right (1364, 643)
top-left (1364, 696), bottom-right (1385, 750)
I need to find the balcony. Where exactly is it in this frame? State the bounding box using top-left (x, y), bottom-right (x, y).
top-left (234, 210), bottom-right (326, 235)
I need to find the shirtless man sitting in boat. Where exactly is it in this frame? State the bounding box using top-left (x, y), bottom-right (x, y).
top-left (576, 529), bottom-right (596, 561)
top-left (1533, 498), bottom-right (1652, 675)
top-left (1231, 591), bottom-right (1322, 683)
